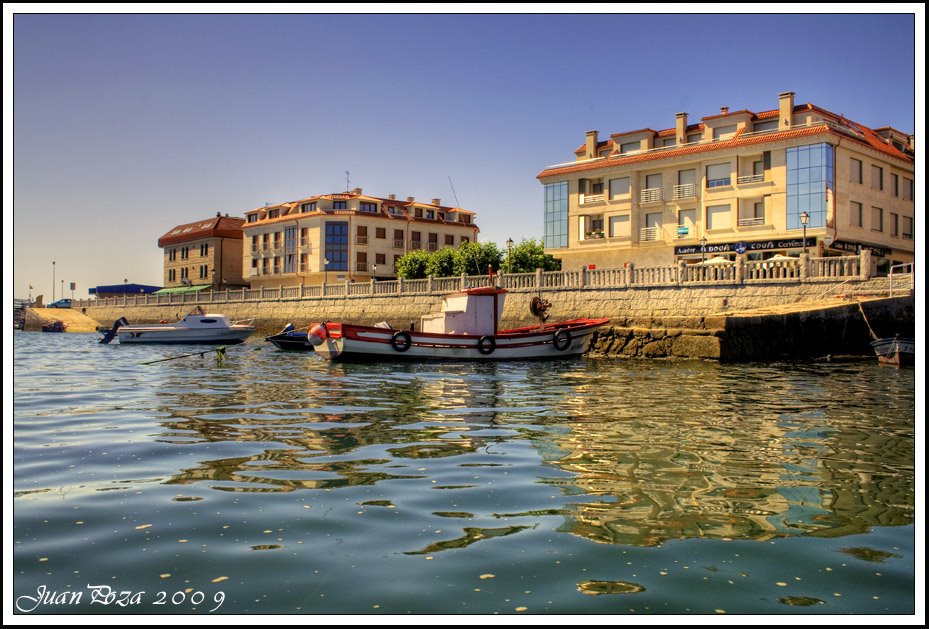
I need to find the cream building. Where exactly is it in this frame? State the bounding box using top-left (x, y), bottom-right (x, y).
top-left (158, 213), bottom-right (246, 291)
top-left (243, 189), bottom-right (480, 288)
top-left (537, 91), bottom-right (915, 273)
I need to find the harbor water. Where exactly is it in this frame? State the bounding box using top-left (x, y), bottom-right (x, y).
top-left (11, 332), bottom-right (917, 616)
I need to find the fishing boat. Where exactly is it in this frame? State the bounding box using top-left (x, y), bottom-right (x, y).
top-left (309, 287), bottom-right (609, 362)
top-left (99, 306), bottom-right (255, 345)
top-left (870, 336), bottom-right (915, 368)
top-left (265, 324), bottom-right (313, 351)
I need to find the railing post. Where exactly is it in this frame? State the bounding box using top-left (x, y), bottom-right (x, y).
top-left (460, 272), bottom-right (467, 291)
top-left (397, 277), bottom-right (404, 295)
top-left (535, 268), bottom-right (542, 289)
top-left (627, 262), bottom-right (635, 286)
top-left (859, 249), bottom-right (872, 280)
top-left (580, 265), bottom-right (587, 288)
top-left (677, 260), bottom-right (687, 285)
top-left (427, 275), bottom-right (435, 293)
top-left (799, 253), bottom-right (810, 281)
top-left (735, 254), bottom-right (745, 285)
top-left (496, 270), bottom-right (503, 289)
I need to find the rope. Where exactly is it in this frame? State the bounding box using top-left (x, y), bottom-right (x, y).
top-left (141, 347), bottom-right (227, 365)
top-left (857, 302), bottom-right (880, 341)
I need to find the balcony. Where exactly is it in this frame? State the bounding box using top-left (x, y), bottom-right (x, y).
top-left (640, 188), bottom-right (662, 203)
top-left (299, 244), bottom-right (312, 254)
top-left (706, 178), bottom-right (731, 189)
top-left (393, 239), bottom-right (405, 249)
top-left (737, 217), bottom-right (765, 227)
top-left (410, 241), bottom-right (423, 250)
top-left (672, 184), bottom-right (695, 200)
top-left (356, 262), bottom-right (368, 272)
top-left (737, 174), bottom-right (764, 184)
top-left (427, 242), bottom-right (439, 251)
top-left (583, 231), bottom-right (605, 241)
top-left (640, 226), bottom-right (661, 242)
top-left (356, 236), bottom-right (368, 245)
top-left (579, 193), bottom-right (605, 205)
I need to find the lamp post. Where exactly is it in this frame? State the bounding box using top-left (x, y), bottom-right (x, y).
top-left (52, 261), bottom-right (56, 301)
top-left (506, 237), bottom-right (514, 274)
top-left (323, 257), bottom-right (330, 285)
top-left (700, 236), bottom-right (707, 263)
top-left (800, 211), bottom-right (810, 254)
top-left (372, 263), bottom-right (377, 282)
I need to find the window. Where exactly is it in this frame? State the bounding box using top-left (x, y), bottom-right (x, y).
top-left (871, 207), bottom-right (883, 232)
top-left (661, 137), bottom-right (676, 147)
top-left (753, 119), bottom-right (778, 133)
top-left (181, 247), bottom-right (189, 260)
top-left (247, 214), bottom-right (259, 223)
top-left (180, 267), bottom-right (189, 280)
top-left (300, 253), bottom-right (308, 271)
top-left (902, 217), bottom-right (913, 239)
top-left (356, 251), bottom-right (367, 272)
top-left (360, 202), bottom-right (377, 213)
top-left (892, 173), bottom-right (899, 197)
top-left (677, 209), bottom-right (696, 237)
top-left (675, 169), bottom-right (696, 199)
top-left (426, 210), bottom-right (435, 219)
top-left (199, 243), bottom-right (209, 256)
top-left (428, 233), bottom-right (439, 250)
top-left (169, 248), bottom-right (177, 261)
top-left (461, 236), bottom-right (470, 244)
top-left (687, 132), bottom-right (702, 143)
top-left (411, 231), bottom-right (422, 249)
top-left (620, 140), bottom-right (639, 154)
top-left (356, 225), bottom-right (368, 244)
top-left (786, 143), bottom-right (832, 229)
top-left (871, 165), bottom-right (883, 191)
top-left (645, 173), bottom-right (662, 189)
top-left (168, 269), bottom-right (176, 282)
top-left (376, 227), bottom-right (386, 239)
top-left (706, 204), bottom-right (731, 230)
top-left (590, 181), bottom-right (604, 195)
top-left (375, 253), bottom-right (386, 266)
top-left (712, 124), bottom-right (737, 141)
top-left (850, 158), bottom-right (863, 184)
top-left (890, 212), bottom-right (899, 237)
top-left (582, 215), bottom-right (604, 240)
top-left (387, 206), bottom-right (400, 215)
top-left (268, 209), bottom-right (279, 219)
top-left (324, 221), bottom-right (349, 270)
top-left (544, 181), bottom-right (568, 249)
top-left (301, 202), bottom-right (317, 213)
top-left (199, 265), bottom-right (209, 279)
top-left (706, 163), bottom-right (731, 188)
top-left (902, 177), bottom-right (914, 201)
top-left (850, 201), bottom-right (863, 227)
top-left (414, 208), bottom-right (423, 218)
top-left (609, 214), bottom-right (631, 238)
top-left (609, 177), bottom-right (630, 198)
top-left (300, 227), bottom-right (310, 246)
top-left (393, 229), bottom-right (404, 248)
top-left (445, 234), bottom-right (454, 246)
top-left (333, 201), bottom-right (347, 210)
top-left (753, 159), bottom-right (763, 176)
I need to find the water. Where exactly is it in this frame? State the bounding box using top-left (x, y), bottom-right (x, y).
top-left (11, 333), bottom-right (917, 616)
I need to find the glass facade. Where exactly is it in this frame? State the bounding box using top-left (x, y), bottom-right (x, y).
top-left (786, 143), bottom-right (833, 230)
top-left (325, 221), bottom-right (348, 271)
top-left (544, 181), bottom-right (568, 249)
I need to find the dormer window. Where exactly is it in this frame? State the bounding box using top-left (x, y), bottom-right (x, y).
top-left (360, 202), bottom-right (378, 213)
top-left (426, 210), bottom-right (435, 220)
top-left (268, 209), bottom-right (279, 219)
top-left (301, 202), bottom-right (317, 213)
top-left (333, 201), bottom-right (347, 210)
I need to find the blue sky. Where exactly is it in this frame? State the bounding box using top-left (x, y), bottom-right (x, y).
top-left (7, 8), bottom-right (923, 300)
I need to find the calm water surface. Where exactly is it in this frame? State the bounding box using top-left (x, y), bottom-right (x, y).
top-left (12, 332), bottom-right (916, 615)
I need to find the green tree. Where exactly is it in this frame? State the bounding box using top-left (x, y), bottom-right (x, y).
top-left (394, 249), bottom-right (432, 279)
top-left (425, 247), bottom-right (457, 278)
top-left (505, 239), bottom-right (561, 273)
top-left (453, 241), bottom-right (503, 276)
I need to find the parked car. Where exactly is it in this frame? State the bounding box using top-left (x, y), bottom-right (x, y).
top-left (47, 298), bottom-right (73, 309)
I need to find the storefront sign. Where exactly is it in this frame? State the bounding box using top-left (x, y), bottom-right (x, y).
top-left (674, 237), bottom-right (815, 256)
top-left (828, 240), bottom-right (889, 257)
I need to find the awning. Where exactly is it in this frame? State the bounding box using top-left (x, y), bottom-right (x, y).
top-left (153, 285), bottom-right (212, 295)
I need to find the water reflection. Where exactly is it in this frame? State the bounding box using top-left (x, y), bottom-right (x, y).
top-left (151, 354), bottom-right (914, 547)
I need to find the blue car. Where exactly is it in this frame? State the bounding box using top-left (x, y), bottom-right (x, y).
top-left (47, 298), bottom-right (73, 309)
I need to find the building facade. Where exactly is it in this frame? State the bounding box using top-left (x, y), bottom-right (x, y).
top-left (538, 91), bottom-right (915, 273)
top-left (157, 214), bottom-right (246, 291)
top-left (243, 189), bottom-right (480, 288)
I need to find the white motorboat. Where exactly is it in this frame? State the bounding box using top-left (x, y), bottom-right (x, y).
top-left (309, 287), bottom-right (609, 362)
top-left (100, 306), bottom-right (255, 345)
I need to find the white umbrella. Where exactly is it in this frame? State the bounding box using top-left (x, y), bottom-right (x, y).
top-left (700, 256), bottom-right (733, 264)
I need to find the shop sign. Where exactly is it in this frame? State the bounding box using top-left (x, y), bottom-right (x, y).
top-left (674, 237), bottom-right (815, 256)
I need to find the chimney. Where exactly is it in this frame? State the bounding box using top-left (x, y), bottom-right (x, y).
top-left (675, 112), bottom-right (688, 145)
top-left (720, 106), bottom-right (729, 115)
top-left (585, 130), bottom-right (598, 159)
top-left (778, 91), bottom-right (795, 130)
top-left (431, 198), bottom-right (441, 206)
top-left (352, 187), bottom-right (362, 195)
top-left (388, 194), bottom-right (396, 200)
top-left (407, 196), bottom-right (415, 202)
top-left (216, 211), bottom-right (221, 217)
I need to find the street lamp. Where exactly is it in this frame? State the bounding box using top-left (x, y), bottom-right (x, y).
top-left (323, 257), bottom-right (330, 284)
top-left (52, 261), bottom-right (56, 301)
top-left (799, 211), bottom-right (810, 254)
top-left (372, 263), bottom-right (378, 279)
top-left (506, 237), bottom-right (514, 273)
top-left (700, 236), bottom-right (707, 263)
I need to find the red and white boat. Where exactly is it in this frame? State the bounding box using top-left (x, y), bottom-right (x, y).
top-left (308, 287), bottom-right (609, 361)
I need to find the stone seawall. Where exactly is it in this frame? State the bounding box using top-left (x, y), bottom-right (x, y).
top-left (75, 281), bottom-right (912, 361)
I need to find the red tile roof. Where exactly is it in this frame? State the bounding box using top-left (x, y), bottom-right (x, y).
top-left (158, 216), bottom-right (245, 247)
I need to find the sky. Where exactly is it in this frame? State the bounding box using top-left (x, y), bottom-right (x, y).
top-left (6, 6), bottom-right (924, 302)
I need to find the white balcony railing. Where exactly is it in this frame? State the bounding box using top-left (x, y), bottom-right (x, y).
top-left (640, 226), bottom-right (661, 242)
top-left (356, 236), bottom-right (368, 245)
top-left (580, 193), bottom-right (605, 204)
top-left (672, 183), bottom-right (695, 200)
top-left (737, 217), bottom-right (765, 227)
top-left (393, 239), bottom-right (405, 249)
top-left (737, 174), bottom-right (764, 184)
top-left (640, 188), bottom-right (662, 203)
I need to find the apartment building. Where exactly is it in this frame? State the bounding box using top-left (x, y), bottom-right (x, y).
top-left (157, 213), bottom-right (246, 291)
top-left (537, 91), bottom-right (915, 273)
top-left (243, 189), bottom-right (480, 288)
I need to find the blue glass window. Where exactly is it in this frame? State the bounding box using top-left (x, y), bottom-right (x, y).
top-left (325, 222), bottom-right (348, 271)
top-left (544, 181), bottom-right (568, 249)
top-left (786, 143), bottom-right (833, 229)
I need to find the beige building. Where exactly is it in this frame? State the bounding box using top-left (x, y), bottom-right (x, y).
top-left (538, 91), bottom-right (915, 273)
top-left (243, 189), bottom-right (480, 288)
top-left (157, 213), bottom-right (246, 291)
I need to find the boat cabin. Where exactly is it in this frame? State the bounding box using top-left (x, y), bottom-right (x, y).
top-left (419, 287), bottom-right (506, 335)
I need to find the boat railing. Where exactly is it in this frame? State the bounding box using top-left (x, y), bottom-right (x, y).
top-left (77, 250), bottom-right (886, 309)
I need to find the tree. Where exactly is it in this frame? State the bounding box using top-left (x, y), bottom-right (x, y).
top-left (394, 249), bottom-right (432, 279)
top-left (425, 247), bottom-right (456, 278)
top-left (506, 239), bottom-right (561, 273)
top-left (453, 241), bottom-right (503, 276)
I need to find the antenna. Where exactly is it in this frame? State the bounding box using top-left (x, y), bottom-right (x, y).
top-left (345, 171), bottom-right (351, 192)
top-left (448, 176), bottom-right (461, 207)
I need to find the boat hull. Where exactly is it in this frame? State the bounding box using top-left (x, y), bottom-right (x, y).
top-left (117, 327), bottom-right (254, 345)
top-left (871, 337), bottom-right (915, 367)
top-left (266, 332), bottom-right (313, 351)
top-left (313, 319), bottom-right (609, 362)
